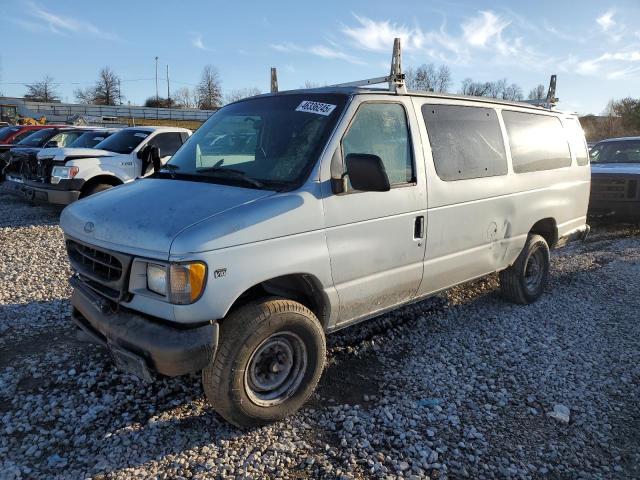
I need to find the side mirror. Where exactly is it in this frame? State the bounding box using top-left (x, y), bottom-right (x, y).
top-left (45, 140), bottom-right (58, 148)
top-left (344, 153), bottom-right (390, 192)
top-left (150, 146), bottom-right (162, 173)
top-left (136, 145), bottom-right (149, 160)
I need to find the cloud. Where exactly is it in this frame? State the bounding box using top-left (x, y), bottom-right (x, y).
top-left (596, 10), bottom-right (616, 32)
top-left (20, 2), bottom-right (118, 40)
top-left (461, 11), bottom-right (510, 48)
top-left (338, 12), bottom-right (543, 67)
top-left (271, 42), bottom-right (363, 64)
top-left (575, 50), bottom-right (640, 78)
top-left (191, 33), bottom-right (208, 51)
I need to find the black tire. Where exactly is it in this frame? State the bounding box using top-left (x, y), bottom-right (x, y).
top-left (500, 234), bottom-right (550, 304)
top-left (82, 183), bottom-right (113, 198)
top-left (203, 298), bottom-right (326, 428)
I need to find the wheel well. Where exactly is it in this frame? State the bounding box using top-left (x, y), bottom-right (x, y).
top-left (530, 218), bottom-right (558, 248)
top-left (226, 274), bottom-right (329, 328)
top-left (80, 175), bottom-right (123, 197)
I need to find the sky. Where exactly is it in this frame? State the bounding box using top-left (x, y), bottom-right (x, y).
top-left (1, 0), bottom-right (639, 115)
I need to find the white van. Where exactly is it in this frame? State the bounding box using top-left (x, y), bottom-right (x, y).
top-left (4, 126), bottom-right (191, 205)
top-left (61, 43), bottom-right (589, 427)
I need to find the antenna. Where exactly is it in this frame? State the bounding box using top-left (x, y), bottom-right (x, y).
top-left (270, 68), bottom-right (278, 93)
top-left (330, 37), bottom-right (406, 94)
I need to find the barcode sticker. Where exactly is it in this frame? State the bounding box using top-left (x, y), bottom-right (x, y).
top-left (295, 101), bottom-right (336, 116)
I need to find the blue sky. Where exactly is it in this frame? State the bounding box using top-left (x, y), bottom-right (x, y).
top-left (1, 0), bottom-right (639, 114)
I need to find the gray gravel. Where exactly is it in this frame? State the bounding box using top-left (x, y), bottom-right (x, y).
top-left (1, 190), bottom-right (639, 479)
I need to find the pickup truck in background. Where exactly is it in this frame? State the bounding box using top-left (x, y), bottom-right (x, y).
top-left (3, 126), bottom-right (191, 204)
top-left (589, 136), bottom-right (640, 219)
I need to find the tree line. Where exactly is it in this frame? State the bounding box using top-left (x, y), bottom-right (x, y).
top-left (21, 65), bottom-right (260, 109)
top-left (581, 97), bottom-right (640, 141)
top-left (17, 63), bottom-right (599, 111)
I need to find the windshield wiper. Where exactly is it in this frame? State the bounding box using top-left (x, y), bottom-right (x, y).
top-left (196, 167), bottom-right (264, 188)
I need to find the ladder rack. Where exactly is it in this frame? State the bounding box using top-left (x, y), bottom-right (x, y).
top-left (522, 75), bottom-right (559, 109)
top-left (331, 38), bottom-right (407, 94)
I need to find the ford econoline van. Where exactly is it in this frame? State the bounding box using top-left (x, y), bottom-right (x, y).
top-left (61, 44), bottom-right (590, 427)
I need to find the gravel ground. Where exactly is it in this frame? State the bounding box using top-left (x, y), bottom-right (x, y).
top-left (1, 190), bottom-right (639, 480)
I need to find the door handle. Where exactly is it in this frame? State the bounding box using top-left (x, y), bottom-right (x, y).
top-left (414, 215), bottom-right (425, 240)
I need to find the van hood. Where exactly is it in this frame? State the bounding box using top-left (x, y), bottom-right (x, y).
top-left (591, 163), bottom-right (640, 175)
top-left (60, 178), bottom-right (275, 257)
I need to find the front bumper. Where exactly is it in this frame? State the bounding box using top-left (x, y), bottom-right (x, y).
top-left (70, 276), bottom-right (218, 377)
top-left (1, 176), bottom-right (82, 205)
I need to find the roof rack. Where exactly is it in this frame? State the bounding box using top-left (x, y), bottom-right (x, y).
top-left (330, 38), bottom-right (407, 94)
top-left (522, 75), bottom-right (559, 109)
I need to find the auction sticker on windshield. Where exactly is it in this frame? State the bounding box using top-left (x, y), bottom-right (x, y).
top-left (296, 101), bottom-right (336, 116)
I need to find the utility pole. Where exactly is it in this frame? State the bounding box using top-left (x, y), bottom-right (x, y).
top-left (117, 78), bottom-right (122, 105)
top-left (166, 64), bottom-right (171, 119)
top-left (155, 56), bottom-right (159, 118)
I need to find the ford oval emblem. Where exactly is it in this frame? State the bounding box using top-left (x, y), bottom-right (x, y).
top-left (84, 222), bottom-right (95, 234)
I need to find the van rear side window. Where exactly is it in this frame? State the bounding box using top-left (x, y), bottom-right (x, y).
top-left (564, 117), bottom-right (589, 166)
top-left (422, 104), bottom-right (507, 181)
top-left (502, 111), bottom-right (571, 173)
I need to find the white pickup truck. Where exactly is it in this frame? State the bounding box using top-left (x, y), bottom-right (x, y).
top-left (3, 126), bottom-right (191, 205)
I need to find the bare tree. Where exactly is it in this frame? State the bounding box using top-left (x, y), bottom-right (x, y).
top-left (24, 75), bottom-right (60, 102)
top-left (74, 87), bottom-right (94, 105)
top-left (459, 78), bottom-right (523, 101)
top-left (528, 84), bottom-right (547, 100)
top-left (93, 67), bottom-right (121, 105)
top-left (172, 87), bottom-right (197, 108)
top-left (459, 78), bottom-right (492, 96)
top-left (196, 65), bottom-right (222, 110)
top-left (73, 67), bottom-right (123, 105)
top-left (405, 64), bottom-right (452, 93)
top-left (224, 87), bottom-right (261, 104)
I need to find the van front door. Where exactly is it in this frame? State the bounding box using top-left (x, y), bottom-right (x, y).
top-left (322, 98), bottom-right (427, 327)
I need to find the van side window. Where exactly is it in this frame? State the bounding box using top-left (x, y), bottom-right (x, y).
top-left (502, 111), bottom-right (571, 173)
top-left (342, 103), bottom-right (413, 186)
top-left (422, 104), bottom-right (507, 181)
top-left (565, 118), bottom-right (589, 166)
top-left (149, 132), bottom-right (184, 157)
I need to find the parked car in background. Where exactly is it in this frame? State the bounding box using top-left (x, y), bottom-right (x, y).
top-left (2, 127), bottom-right (100, 183)
top-left (589, 136), bottom-right (640, 219)
top-left (0, 125), bottom-right (64, 145)
top-left (0, 125), bottom-right (66, 179)
top-left (3, 126), bottom-right (191, 204)
top-left (61, 83), bottom-right (590, 427)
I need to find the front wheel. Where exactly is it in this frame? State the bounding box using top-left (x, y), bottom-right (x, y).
top-left (202, 298), bottom-right (326, 428)
top-left (500, 234), bottom-right (550, 304)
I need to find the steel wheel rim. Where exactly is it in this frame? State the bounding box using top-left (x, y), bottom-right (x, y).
top-left (245, 331), bottom-right (307, 407)
top-left (524, 248), bottom-right (544, 292)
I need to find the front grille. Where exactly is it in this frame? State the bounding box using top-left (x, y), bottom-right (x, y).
top-left (70, 242), bottom-right (123, 281)
top-left (591, 178), bottom-right (629, 201)
top-left (66, 239), bottom-right (132, 300)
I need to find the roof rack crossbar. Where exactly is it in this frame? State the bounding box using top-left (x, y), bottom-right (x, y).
top-left (330, 38), bottom-right (407, 94)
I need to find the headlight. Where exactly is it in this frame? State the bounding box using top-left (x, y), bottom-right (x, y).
top-left (146, 262), bottom-right (207, 304)
top-left (51, 166), bottom-right (79, 184)
top-left (146, 263), bottom-right (168, 296)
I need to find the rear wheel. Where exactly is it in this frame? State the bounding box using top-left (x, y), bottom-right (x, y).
top-left (500, 234), bottom-right (550, 304)
top-left (202, 298), bottom-right (326, 428)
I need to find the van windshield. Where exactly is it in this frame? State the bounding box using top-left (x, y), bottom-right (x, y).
top-left (590, 140), bottom-right (640, 164)
top-left (162, 93), bottom-right (347, 190)
top-left (94, 129), bottom-right (149, 154)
